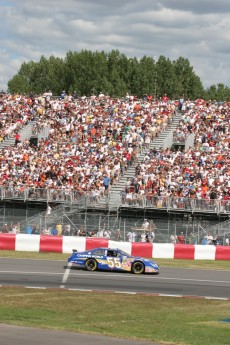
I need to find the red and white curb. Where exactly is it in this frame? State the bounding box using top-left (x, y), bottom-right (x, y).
top-left (1, 233), bottom-right (230, 260)
top-left (0, 285), bottom-right (229, 301)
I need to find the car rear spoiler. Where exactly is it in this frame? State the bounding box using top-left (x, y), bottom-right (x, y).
top-left (72, 249), bottom-right (78, 253)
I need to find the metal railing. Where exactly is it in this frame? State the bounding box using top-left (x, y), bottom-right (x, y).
top-left (0, 186), bottom-right (229, 215)
top-left (120, 195), bottom-right (230, 214)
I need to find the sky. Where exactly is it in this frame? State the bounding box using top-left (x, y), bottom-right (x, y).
top-left (0, 0), bottom-right (230, 92)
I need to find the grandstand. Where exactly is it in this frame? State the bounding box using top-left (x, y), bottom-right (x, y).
top-left (0, 93), bottom-right (229, 242)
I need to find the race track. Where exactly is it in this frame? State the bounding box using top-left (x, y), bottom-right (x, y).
top-left (0, 258), bottom-right (230, 299)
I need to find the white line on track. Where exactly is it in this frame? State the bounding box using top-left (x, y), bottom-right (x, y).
top-left (60, 262), bottom-right (72, 288)
top-left (0, 270), bottom-right (229, 285)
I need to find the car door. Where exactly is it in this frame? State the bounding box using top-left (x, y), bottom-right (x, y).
top-left (106, 249), bottom-right (122, 271)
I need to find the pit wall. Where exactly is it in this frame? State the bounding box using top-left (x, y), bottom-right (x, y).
top-left (0, 234), bottom-right (230, 260)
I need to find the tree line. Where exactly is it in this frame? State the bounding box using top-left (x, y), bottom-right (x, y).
top-left (7, 49), bottom-right (230, 100)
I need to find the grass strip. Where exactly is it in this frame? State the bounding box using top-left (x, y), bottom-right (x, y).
top-left (0, 250), bottom-right (230, 270)
top-left (0, 287), bottom-right (229, 345)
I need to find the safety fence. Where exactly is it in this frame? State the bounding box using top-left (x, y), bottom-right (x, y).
top-left (2, 205), bottom-right (228, 246)
top-left (0, 234), bottom-right (229, 260)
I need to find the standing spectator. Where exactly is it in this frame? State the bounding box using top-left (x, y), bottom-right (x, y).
top-left (51, 226), bottom-right (58, 236)
top-left (225, 238), bottom-right (229, 246)
top-left (142, 219), bottom-right (150, 231)
top-left (103, 229), bottom-right (111, 239)
top-left (177, 232), bottom-right (185, 244)
top-left (204, 232), bottom-right (214, 245)
top-left (25, 224), bottom-right (32, 234)
top-left (170, 234), bottom-right (177, 244)
top-left (127, 230), bottom-right (136, 242)
top-left (63, 223), bottom-right (71, 236)
top-left (11, 224), bottom-right (18, 234)
top-left (56, 222), bottom-right (63, 236)
top-left (149, 230), bottom-right (155, 243)
top-left (115, 229), bottom-right (121, 241)
top-left (14, 132), bottom-right (20, 146)
top-left (141, 232), bottom-right (146, 242)
top-left (97, 228), bottom-right (104, 237)
top-left (46, 204), bottom-right (52, 217)
top-left (178, 95), bottom-right (184, 111)
top-left (103, 175), bottom-right (110, 194)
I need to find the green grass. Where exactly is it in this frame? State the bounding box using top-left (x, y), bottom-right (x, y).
top-left (0, 287), bottom-right (229, 345)
top-left (0, 250), bottom-right (230, 270)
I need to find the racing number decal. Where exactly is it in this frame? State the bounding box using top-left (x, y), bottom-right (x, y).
top-left (107, 258), bottom-right (121, 268)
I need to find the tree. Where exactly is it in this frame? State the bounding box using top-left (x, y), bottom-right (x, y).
top-left (8, 49), bottom-right (206, 99)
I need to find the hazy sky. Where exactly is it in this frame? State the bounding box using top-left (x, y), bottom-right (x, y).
top-left (1, 0), bottom-right (230, 92)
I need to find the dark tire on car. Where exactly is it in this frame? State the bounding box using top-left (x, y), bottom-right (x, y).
top-left (85, 258), bottom-right (97, 271)
top-left (131, 261), bottom-right (145, 274)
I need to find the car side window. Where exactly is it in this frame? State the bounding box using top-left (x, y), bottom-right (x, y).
top-left (107, 250), bottom-right (117, 257)
top-left (93, 249), bottom-right (105, 256)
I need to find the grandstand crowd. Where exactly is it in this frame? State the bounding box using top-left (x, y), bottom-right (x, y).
top-left (0, 91), bottom-right (229, 210)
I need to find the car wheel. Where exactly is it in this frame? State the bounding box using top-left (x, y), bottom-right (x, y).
top-left (132, 261), bottom-right (145, 274)
top-left (85, 258), bottom-right (97, 271)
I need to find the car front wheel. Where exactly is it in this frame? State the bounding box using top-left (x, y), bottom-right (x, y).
top-left (132, 261), bottom-right (145, 274)
top-left (85, 258), bottom-right (97, 271)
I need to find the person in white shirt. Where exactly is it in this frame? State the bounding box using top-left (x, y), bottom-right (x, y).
top-left (103, 230), bottom-right (111, 239)
top-left (142, 219), bottom-right (149, 230)
top-left (127, 231), bottom-right (136, 242)
top-left (97, 229), bottom-right (104, 237)
top-left (170, 234), bottom-right (177, 244)
top-left (141, 232), bottom-right (146, 242)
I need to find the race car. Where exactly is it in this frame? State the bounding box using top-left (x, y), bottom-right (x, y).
top-left (68, 247), bottom-right (159, 274)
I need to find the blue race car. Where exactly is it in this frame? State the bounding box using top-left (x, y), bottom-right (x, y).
top-left (68, 247), bottom-right (159, 274)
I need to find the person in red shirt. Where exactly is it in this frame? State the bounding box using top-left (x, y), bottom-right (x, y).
top-left (177, 232), bottom-right (185, 244)
top-left (14, 132), bottom-right (20, 146)
top-left (162, 94), bottom-right (168, 103)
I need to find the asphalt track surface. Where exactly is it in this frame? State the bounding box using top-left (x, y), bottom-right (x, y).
top-left (0, 258), bottom-right (230, 299)
top-left (0, 324), bottom-right (157, 345)
top-left (0, 258), bottom-right (230, 345)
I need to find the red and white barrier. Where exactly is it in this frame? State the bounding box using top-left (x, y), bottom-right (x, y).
top-left (0, 234), bottom-right (230, 260)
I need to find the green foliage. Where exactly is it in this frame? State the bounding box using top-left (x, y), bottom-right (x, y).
top-left (7, 49), bottom-right (230, 100)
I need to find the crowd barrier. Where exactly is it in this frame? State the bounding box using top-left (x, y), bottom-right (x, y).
top-left (0, 234), bottom-right (230, 260)
top-left (1, 186), bottom-right (230, 214)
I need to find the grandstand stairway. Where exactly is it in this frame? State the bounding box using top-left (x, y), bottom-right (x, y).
top-left (0, 121), bottom-right (37, 148)
top-left (95, 112), bottom-right (183, 211)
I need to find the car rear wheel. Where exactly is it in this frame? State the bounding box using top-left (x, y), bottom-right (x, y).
top-left (132, 261), bottom-right (145, 274)
top-left (85, 258), bottom-right (97, 271)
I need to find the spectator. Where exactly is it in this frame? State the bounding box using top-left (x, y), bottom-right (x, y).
top-left (127, 230), bottom-right (136, 242)
top-left (46, 204), bottom-right (52, 216)
top-left (63, 223), bottom-right (71, 236)
top-left (56, 222), bottom-right (63, 236)
top-left (14, 132), bottom-right (20, 146)
top-left (142, 219), bottom-right (150, 231)
top-left (103, 229), bottom-right (111, 239)
top-left (170, 234), bottom-right (177, 244)
top-left (51, 226), bottom-right (58, 236)
top-left (149, 230), bottom-right (155, 243)
top-left (204, 232), bottom-right (214, 245)
top-left (25, 224), bottom-right (32, 234)
top-left (177, 232), bottom-right (185, 244)
top-left (103, 175), bottom-right (111, 194)
top-left (115, 228), bottom-right (121, 241)
top-left (141, 232), bottom-right (147, 242)
top-left (97, 228), bottom-right (104, 237)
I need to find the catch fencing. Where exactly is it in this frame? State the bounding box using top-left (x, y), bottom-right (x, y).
top-left (0, 205), bottom-right (226, 245)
